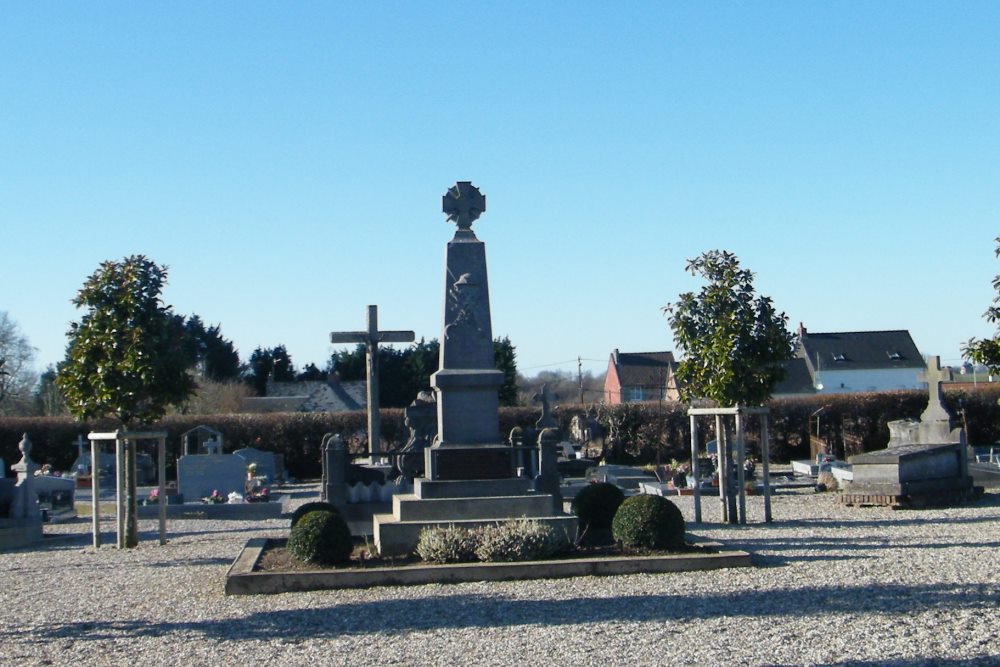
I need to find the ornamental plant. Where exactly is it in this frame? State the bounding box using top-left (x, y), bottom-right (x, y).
top-left (415, 524), bottom-right (479, 563)
top-left (290, 501), bottom-right (341, 528)
top-left (570, 482), bottom-right (625, 536)
top-left (611, 494), bottom-right (685, 550)
top-left (664, 250), bottom-right (794, 406)
top-left (56, 255), bottom-right (195, 548)
top-left (287, 509), bottom-right (353, 565)
top-left (473, 520), bottom-right (569, 563)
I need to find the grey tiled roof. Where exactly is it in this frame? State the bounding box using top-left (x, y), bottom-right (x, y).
top-left (773, 357), bottom-right (818, 396)
top-left (799, 330), bottom-right (923, 371)
top-left (240, 380), bottom-right (367, 414)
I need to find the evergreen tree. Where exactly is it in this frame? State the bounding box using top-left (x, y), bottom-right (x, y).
top-left (664, 250), bottom-right (794, 406)
top-left (56, 255), bottom-right (195, 547)
top-left (493, 336), bottom-right (519, 406)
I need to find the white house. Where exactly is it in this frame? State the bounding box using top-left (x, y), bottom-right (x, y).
top-left (774, 325), bottom-right (925, 396)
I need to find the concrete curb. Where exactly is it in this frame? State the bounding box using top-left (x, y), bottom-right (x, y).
top-left (224, 537), bottom-right (752, 595)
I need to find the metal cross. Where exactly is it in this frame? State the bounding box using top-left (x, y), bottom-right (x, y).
top-left (442, 181), bottom-right (486, 230)
top-left (330, 305), bottom-right (415, 459)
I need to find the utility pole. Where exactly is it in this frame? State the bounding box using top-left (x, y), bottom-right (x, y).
top-left (578, 356), bottom-right (584, 405)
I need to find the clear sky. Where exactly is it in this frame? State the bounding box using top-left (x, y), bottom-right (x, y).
top-left (3, 3), bottom-right (998, 380)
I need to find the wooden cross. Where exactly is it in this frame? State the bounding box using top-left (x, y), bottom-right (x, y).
top-left (919, 355), bottom-right (953, 423)
top-left (442, 181), bottom-right (486, 230)
top-left (533, 383), bottom-right (558, 430)
top-left (330, 305), bottom-right (415, 459)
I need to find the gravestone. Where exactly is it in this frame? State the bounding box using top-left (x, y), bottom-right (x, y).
top-left (232, 447), bottom-right (277, 484)
top-left (70, 436), bottom-right (155, 486)
top-left (840, 356), bottom-right (981, 507)
top-left (34, 475), bottom-right (76, 521)
top-left (0, 434), bottom-right (43, 549)
top-left (177, 454), bottom-right (247, 501)
top-left (372, 183), bottom-right (577, 555)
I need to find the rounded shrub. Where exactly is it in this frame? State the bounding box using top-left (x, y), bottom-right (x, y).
top-left (571, 482), bottom-right (625, 533)
top-left (473, 520), bottom-right (569, 563)
top-left (290, 501), bottom-right (341, 528)
top-left (287, 510), bottom-right (353, 565)
top-left (611, 494), bottom-right (685, 550)
top-left (416, 525), bottom-right (479, 563)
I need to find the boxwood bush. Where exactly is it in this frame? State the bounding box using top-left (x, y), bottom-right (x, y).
top-left (287, 509), bottom-right (353, 565)
top-left (571, 482), bottom-right (625, 534)
top-left (290, 501), bottom-right (341, 528)
top-left (611, 495), bottom-right (685, 550)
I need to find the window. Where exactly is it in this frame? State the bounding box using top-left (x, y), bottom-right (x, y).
top-left (625, 386), bottom-right (645, 402)
top-left (887, 351), bottom-right (904, 360)
top-left (832, 353), bottom-right (848, 362)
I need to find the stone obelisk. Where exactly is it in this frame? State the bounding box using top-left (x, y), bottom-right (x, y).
top-left (425, 182), bottom-right (512, 480)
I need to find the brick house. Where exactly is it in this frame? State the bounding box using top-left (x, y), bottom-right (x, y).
top-left (603, 349), bottom-right (677, 404)
top-left (773, 325), bottom-right (925, 396)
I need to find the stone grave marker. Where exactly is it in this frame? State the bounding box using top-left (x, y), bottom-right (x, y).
top-left (233, 447), bottom-right (277, 484)
top-left (841, 356), bottom-right (980, 507)
top-left (177, 454), bottom-right (247, 501)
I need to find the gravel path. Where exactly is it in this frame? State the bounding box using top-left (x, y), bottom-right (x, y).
top-left (2, 484), bottom-right (999, 666)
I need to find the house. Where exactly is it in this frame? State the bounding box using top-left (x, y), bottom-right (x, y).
top-left (773, 325), bottom-right (925, 396)
top-left (239, 374), bottom-right (367, 413)
top-left (603, 349), bottom-right (677, 404)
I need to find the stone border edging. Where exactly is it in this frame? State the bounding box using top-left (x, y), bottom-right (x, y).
top-left (224, 537), bottom-right (752, 595)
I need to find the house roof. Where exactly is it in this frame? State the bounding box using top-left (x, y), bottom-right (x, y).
top-left (612, 350), bottom-right (676, 388)
top-left (773, 357), bottom-right (818, 396)
top-left (240, 379), bottom-right (367, 413)
top-left (798, 328), bottom-right (924, 371)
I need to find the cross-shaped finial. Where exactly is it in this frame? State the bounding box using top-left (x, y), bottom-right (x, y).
top-left (442, 181), bottom-right (486, 231)
top-left (919, 356), bottom-right (953, 423)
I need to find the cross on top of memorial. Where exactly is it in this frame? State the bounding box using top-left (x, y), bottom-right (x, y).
top-left (919, 355), bottom-right (953, 424)
top-left (442, 181), bottom-right (486, 231)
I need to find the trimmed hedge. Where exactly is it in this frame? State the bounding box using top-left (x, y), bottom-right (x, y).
top-left (4, 385), bottom-right (999, 477)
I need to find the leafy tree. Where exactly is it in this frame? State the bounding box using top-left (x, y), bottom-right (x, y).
top-left (56, 255), bottom-right (195, 547)
top-left (0, 311), bottom-right (37, 415)
top-left (963, 236), bottom-right (1000, 372)
top-left (246, 345), bottom-right (295, 395)
top-left (493, 336), bottom-right (519, 406)
top-left (663, 250), bottom-right (794, 406)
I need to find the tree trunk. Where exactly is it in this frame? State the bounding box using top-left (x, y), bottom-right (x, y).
top-left (723, 422), bottom-right (738, 524)
top-left (124, 440), bottom-right (139, 548)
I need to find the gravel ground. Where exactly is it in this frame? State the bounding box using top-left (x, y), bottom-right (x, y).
top-left (2, 483), bottom-right (999, 667)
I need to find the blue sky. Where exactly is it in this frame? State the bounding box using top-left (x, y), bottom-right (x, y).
top-left (2, 3), bottom-right (998, 379)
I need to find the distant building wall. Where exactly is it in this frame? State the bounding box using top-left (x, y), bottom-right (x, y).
top-left (814, 367), bottom-right (923, 394)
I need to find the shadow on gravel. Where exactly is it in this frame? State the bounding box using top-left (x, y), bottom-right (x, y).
top-left (6, 582), bottom-right (997, 642)
top-left (729, 536), bottom-right (1000, 567)
top-left (809, 659), bottom-right (999, 667)
top-left (145, 557), bottom-right (233, 568)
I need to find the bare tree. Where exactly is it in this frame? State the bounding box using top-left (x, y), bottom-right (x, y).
top-left (0, 311), bottom-right (37, 415)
